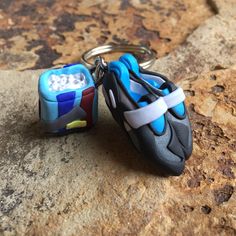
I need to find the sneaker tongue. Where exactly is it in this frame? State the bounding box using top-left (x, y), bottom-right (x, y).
top-left (159, 81), bottom-right (177, 94)
top-left (137, 93), bottom-right (166, 135)
top-left (138, 94), bottom-right (157, 104)
top-left (156, 82), bottom-right (170, 96)
top-left (159, 82), bottom-right (170, 90)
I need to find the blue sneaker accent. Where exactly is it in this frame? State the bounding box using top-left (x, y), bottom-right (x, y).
top-left (119, 53), bottom-right (141, 77)
top-left (108, 61), bottom-right (165, 134)
top-left (162, 88), bottom-right (185, 116)
top-left (119, 54), bottom-right (185, 117)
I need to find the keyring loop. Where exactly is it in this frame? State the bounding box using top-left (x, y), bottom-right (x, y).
top-left (81, 44), bottom-right (156, 69)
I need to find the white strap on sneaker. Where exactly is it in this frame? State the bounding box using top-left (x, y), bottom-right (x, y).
top-left (163, 87), bottom-right (185, 109)
top-left (124, 97), bottom-right (167, 129)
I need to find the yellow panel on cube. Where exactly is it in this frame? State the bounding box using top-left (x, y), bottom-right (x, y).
top-left (66, 120), bottom-right (87, 129)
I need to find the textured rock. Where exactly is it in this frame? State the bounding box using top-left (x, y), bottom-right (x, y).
top-left (152, 0), bottom-right (236, 81)
top-left (0, 0), bottom-right (236, 235)
top-left (210, 0), bottom-right (236, 15)
top-left (0, 0), bottom-right (213, 69)
top-left (0, 67), bottom-right (235, 235)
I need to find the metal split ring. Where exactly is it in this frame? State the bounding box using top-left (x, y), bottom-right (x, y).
top-left (81, 44), bottom-right (156, 70)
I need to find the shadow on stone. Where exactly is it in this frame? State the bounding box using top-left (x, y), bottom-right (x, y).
top-left (21, 113), bottom-right (168, 177)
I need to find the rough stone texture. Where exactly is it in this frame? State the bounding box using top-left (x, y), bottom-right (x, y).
top-left (0, 67), bottom-right (235, 235)
top-left (0, 0), bottom-right (236, 235)
top-left (152, 0), bottom-right (236, 81)
top-left (0, 0), bottom-right (213, 70)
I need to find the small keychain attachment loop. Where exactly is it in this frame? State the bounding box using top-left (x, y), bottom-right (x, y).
top-left (94, 56), bottom-right (108, 87)
top-left (81, 44), bottom-right (156, 70)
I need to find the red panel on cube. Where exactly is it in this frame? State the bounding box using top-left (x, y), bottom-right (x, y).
top-left (80, 87), bottom-right (95, 127)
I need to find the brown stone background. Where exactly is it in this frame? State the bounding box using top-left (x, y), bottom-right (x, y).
top-left (0, 0), bottom-right (213, 70)
top-left (0, 0), bottom-right (236, 236)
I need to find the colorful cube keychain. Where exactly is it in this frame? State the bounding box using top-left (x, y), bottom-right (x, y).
top-left (38, 64), bottom-right (98, 134)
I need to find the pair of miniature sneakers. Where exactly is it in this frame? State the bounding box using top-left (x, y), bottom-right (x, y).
top-left (39, 53), bottom-right (192, 176)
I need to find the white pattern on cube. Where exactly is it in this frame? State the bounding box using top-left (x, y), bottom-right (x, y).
top-left (48, 73), bottom-right (87, 92)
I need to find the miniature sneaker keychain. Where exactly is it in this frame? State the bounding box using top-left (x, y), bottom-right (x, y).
top-left (38, 64), bottom-right (98, 134)
top-left (81, 45), bottom-right (192, 175)
top-left (119, 53), bottom-right (193, 160)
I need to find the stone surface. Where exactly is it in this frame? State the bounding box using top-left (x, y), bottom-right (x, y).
top-left (0, 0), bottom-right (213, 70)
top-left (0, 68), bottom-right (235, 235)
top-left (0, 0), bottom-right (236, 235)
top-left (152, 0), bottom-right (236, 81)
